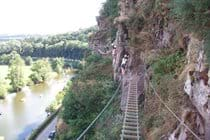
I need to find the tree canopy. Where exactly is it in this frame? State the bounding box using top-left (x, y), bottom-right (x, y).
top-left (51, 58), bottom-right (64, 74)
top-left (7, 52), bottom-right (25, 92)
top-left (0, 27), bottom-right (97, 60)
top-left (30, 59), bottom-right (52, 84)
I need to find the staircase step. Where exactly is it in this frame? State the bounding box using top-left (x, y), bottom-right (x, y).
top-left (123, 125), bottom-right (139, 130)
top-left (122, 129), bottom-right (138, 134)
top-left (127, 104), bottom-right (138, 106)
top-left (127, 104), bottom-right (138, 107)
top-left (128, 97), bottom-right (137, 99)
top-left (126, 115), bottom-right (138, 119)
top-left (121, 134), bottom-right (140, 139)
top-left (125, 113), bottom-right (138, 117)
top-left (127, 100), bottom-right (137, 103)
top-left (129, 94), bottom-right (137, 96)
top-left (129, 91), bottom-right (137, 93)
top-left (128, 95), bottom-right (137, 97)
top-left (125, 118), bottom-right (138, 122)
top-left (127, 102), bottom-right (138, 105)
top-left (126, 109), bottom-right (138, 112)
top-left (129, 92), bottom-right (137, 94)
top-left (126, 112), bottom-right (138, 116)
top-left (125, 122), bottom-right (138, 126)
top-left (127, 101), bottom-right (137, 103)
top-left (128, 98), bottom-right (137, 100)
top-left (126, 110), bottom-right (138, 114)
top-left (126, 107), bottom-right (138, 110)
top-left (127, 101), bottom-right (138, 104)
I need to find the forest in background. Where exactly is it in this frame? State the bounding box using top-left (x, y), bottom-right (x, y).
top-left (0, 27), bottom-right (96, 63)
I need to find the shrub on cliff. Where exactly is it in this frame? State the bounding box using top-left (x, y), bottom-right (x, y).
top-left (100, 0), bottom-right (119, 19)
top-left (170, 0), bottom-right (210, 65)
top-left (151, 51), bottom-right (185, 84)
top-left (170, 0), bottom-right (210, 31)
top-left (100, 0), bottom-right (119, 40)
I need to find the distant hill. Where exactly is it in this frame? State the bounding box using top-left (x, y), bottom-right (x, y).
top-left (0, 34), bottom-right (29, 41)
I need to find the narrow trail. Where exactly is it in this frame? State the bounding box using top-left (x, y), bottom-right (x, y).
top-left (121, 77), bottom-right (140, 140)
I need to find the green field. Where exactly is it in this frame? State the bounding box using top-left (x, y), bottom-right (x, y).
top-left (0, 65), bottom-right (32, 80)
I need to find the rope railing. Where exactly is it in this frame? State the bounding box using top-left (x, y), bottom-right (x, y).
top-left (143, 63), bottom-right (202, 140)
top-left (76, 82), bottom-right (122, 140)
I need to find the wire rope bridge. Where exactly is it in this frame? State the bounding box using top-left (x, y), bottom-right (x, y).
top-left (76, 75), bottom-right (142, 140)
top-left (75, 74), bottom-right (142, 140)
top-left (120, 77), bottom-right (141, 140)
top-left (76, 67), bottom-right (202, 140)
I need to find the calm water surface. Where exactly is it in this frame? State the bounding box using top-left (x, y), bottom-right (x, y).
top-left (0, 74), bottom-right (73, 140)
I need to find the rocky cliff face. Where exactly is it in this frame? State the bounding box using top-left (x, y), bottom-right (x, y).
top-left (89, 0), bottom-right (210, 139)
top-left (181, 37), bottom-right (210, 140)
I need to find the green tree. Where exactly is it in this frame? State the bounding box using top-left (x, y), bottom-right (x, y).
top-left (62, 82), bottom-right (114, 139)
top-left (61, 54), bottom-right (115, 139)
top-left (51, 58), bottom-right (64, 74)
top-left (7, 53), bottom-right (25, 92)
top-left (30, 59), bottom-right (52, 84)
top-left (0, 80), bottom-right (8, 99)
top-left (24, 56), bottom-right (33, 65)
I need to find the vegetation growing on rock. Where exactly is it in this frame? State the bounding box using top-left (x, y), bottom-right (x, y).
top-left (58, 54), bottom-right (119, 139)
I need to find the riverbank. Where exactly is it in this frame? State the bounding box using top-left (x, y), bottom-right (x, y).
top-left (0, 74), bottom-right (73, 140)
top-left (28, 107), bottom-right (60, 140)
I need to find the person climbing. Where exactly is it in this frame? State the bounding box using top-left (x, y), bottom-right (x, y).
top-left (97, 43), bottom-right (118, 66)
top-left (121, 54), bottom-right (129, 75)
top-left (112, 44), bottom-right (117, 66)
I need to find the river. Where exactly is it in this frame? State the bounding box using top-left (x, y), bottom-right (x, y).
top-left (0, 74), bottom-right (73, 140)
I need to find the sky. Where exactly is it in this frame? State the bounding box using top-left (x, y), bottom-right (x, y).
top-left (0, 0), bottom-right (105, 35)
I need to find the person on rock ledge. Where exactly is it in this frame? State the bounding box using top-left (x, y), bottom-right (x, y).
top-left (121, 54), bottom-right (129, 75)
top-left (111, 44), bottom-right (117, 66)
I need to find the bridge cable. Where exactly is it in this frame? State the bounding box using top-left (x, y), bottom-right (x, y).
top-left (144, 65), bottom-right (202, 140)
top-left (76, 82), bottom-right (122, 140)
